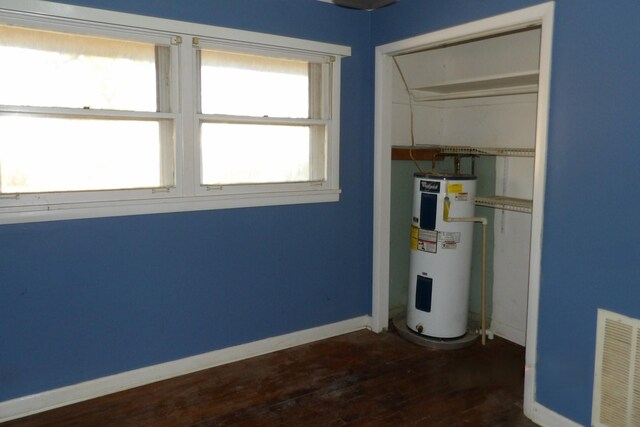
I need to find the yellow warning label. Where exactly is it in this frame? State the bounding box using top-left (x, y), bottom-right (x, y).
top-left (443, 197), bottom-right (450, 221)
top-left (410, 226), bottom-right (419, 250)
top-left (448, 183), bottom-right (463, 194)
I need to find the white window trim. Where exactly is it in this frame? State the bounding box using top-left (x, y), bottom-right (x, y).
top-left (0, 0), bottom-right (350, 225)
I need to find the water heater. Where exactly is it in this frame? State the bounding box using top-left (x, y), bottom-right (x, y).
top-left (407, 173), bottom-right (477, 339)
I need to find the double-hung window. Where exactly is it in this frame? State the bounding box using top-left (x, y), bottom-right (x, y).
top-left (0, 22), bottom-right (177, 199)
top-left (0, 1), bottom-right (349, 224)
top-left (197, 46), bottom-right (331, 190)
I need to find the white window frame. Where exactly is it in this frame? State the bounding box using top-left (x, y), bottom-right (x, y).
top-left (0, 0), bottom-right (349, 225)
top-left (193, 39), bottom-right (336, 196)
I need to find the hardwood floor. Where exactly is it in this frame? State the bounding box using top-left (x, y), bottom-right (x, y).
top-left (2, 329), bottom-right (536, 426)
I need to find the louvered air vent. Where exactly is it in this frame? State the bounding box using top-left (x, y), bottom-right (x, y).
top-left (592, 309), bottom-right (640, 427)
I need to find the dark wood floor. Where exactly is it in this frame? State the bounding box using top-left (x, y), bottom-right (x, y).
top-left (2, 328), bottom-right (536, 426)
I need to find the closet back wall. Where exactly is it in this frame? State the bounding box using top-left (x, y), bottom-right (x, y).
top-left (0, 0), bottom-right (373, 402)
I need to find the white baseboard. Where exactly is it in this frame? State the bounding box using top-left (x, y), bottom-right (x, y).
top-left (0, 315), bottom-right (371, 423)
top-left (526, 401), bottom-right (584, 427)
top-left (491, 318), bottom-right (526, 346)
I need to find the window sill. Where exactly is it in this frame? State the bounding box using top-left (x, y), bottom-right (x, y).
top-left (0, 190), bottom-right (341, 225)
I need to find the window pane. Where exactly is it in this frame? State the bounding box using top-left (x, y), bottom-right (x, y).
top-left (0, 117), bottom-right (168, 193)
top-left (201, 123), bottom-right (324, 185)
top-left (0, 24), bottom-right (160, 112)
top-left (200, 50), bottom-right (320, 118)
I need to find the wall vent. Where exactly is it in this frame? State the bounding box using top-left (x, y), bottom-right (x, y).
top-left (592, 309), bottom-right (640, 427)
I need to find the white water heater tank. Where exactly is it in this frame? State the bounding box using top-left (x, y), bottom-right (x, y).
top-left (407, 173), bottom-right (477, 339)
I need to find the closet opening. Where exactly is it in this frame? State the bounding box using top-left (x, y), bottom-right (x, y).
top-left (372, 2), bottom-right (554, 421)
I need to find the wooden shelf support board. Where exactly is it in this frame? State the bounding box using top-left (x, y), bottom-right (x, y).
top-left (391, 146), bottom-right (441, 161)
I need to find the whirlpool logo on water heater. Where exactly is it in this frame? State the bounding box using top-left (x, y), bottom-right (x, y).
top-left (420, 180), bottom-right (440, 193)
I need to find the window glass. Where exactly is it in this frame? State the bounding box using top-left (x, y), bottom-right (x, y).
top-left (200, 123), bottom-right (322, 185)
top-left (200, 50), bottom-right (319, 118)
top-left (0, 117), bottom-right (164, 193)
top-left (0, 24), bottom-right (159, 112)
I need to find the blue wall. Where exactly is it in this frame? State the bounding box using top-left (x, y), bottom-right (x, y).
top-left (535, 1), bottom-right (640, 424)
top-left (374, 0), bottom-right (640, 425)
top-left (0, 0), bottom-right (373, 401)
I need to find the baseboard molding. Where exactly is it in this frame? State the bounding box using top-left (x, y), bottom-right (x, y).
top-left (0, 315), bottom-right (371, 423)
top-left (491, 319), bottom-right (526, 346)
top-left (526, 401), bottom-right (583, 427)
